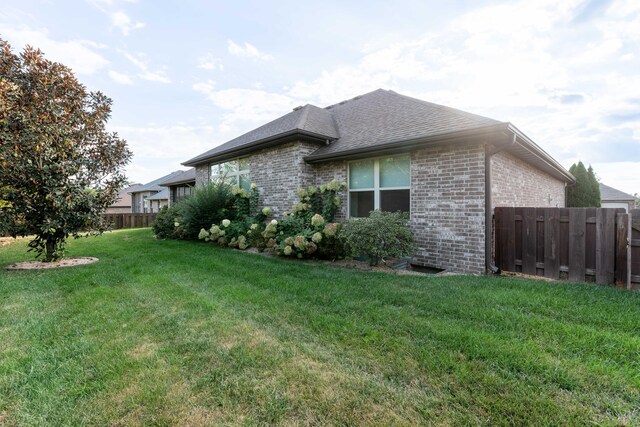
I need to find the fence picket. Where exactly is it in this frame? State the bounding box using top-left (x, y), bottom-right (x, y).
top-left (544, 208), bottom-right (560, 278)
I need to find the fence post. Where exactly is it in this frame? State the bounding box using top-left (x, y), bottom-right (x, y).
top-left (615, 213), bottom-right (631, 288)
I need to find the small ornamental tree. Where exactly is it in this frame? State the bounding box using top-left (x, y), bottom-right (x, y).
top-left (0, 39), bottom-right (132, 261)
top-left (567, 161), bottom-right (600, 207)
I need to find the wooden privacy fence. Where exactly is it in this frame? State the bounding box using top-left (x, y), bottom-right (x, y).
top-left (104, 213), bottom-right (156, 230)
top-left (494, 207), bottom-right (638, 289)
top-left (631, 209), bottom-right (640, 287)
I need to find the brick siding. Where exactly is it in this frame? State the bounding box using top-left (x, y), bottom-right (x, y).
top-left (249, 141), bottom-right (319, 217)
top-left (410, 144), bottom-right (486, 274)
top-left (191, 142), bottom-right (566, 275)
top-left (313, 160), bottom-right (348, 221)
top-left (491, 151), bottom-right (566, 209)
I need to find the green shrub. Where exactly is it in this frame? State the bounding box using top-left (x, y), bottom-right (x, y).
top-left (179, 182), bottom-right (235, 239)
top-left (152, 205), bottom-right (183, 239)
top-left (197, 180), bottom-right (347, 260)
top-left (341, 210), bottom-right (413, 266)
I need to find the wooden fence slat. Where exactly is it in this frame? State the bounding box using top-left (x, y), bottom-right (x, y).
top-left (569, 209), bottom-right (586, 282)
top-left (596, 209), bottom-right (617, 284)
top-left (615, 213), bottom-right (630, 287)
top-left (102, 213), bottom-right (156, 230)
top-left (544, 208), bottom-right (560, 278)
top-left (522, 207), bottom-right (537, 275)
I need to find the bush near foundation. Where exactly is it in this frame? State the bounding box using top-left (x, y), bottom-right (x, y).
top-left (341, 210), bottom-right (414, 266)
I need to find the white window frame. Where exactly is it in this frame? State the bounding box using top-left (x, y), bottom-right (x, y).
top-left (347, 155), bottom-right (411, 218)
top-left (209, 158), bottom-right (250, 188)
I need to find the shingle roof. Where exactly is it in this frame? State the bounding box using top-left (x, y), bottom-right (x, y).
top-left (600, 183), bottom-right (635, 201)
top-left (310, 89), bottom-right (501, 158)
top-left (183, 104), bottom-right (338, 165)
top-left (146, 188), bottom-right (169, 201)
top-left (110, 184), bottom-right (142, 208)
top-left (182, 88), bottom-right (572, 182)
top-left (160, 168), bottom-right (196, 187)
top-left (130, 170), bottom-right (187, 194)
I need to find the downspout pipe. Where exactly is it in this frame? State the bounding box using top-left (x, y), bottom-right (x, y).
top-left (485, 132), bottom-right (517, 274)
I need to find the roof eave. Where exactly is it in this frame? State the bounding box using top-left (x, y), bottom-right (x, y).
top-left (304, 123), bottom-right (511, 163)
top-left (505, 123), bottom-right (575, 183)
top-left (160, 178), bottom-right (196, 187)
top-left (182, 130), bottom-right (337, 167)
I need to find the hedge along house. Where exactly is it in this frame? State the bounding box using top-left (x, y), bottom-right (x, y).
top-left (184, 89), bottom-right (574, 274)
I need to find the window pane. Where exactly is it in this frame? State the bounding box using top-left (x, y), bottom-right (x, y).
top-left (380, 189), bottom-right (410, 213)
top-left (219, 161), bottom-right (238, 175)
top-left (223, 176), bottom-right (236, 186)
top-left (238, 158), bottom-right (250, 171)
top-left (349, 191), bottom-right (374, 217)
top-left (239, 174), bottom-right (251, 191)
top-left (349, 159), bottom-right (374, 189)
top-left (380, 156), bottom-right (410, 188)
top-left (210, 164), bottom-right (220, 177)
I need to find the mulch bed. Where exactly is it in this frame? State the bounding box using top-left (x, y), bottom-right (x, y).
top-left (5, 257), bottom-right (99, 270)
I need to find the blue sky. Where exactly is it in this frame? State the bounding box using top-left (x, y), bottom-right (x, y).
top-left (1, 0), bottom-right (639, 195)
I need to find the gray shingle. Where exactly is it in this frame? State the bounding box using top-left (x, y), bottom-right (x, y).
top-left (130, 170), bottom-right (187, 193)
top-left (146, 188), bottom-right (169, 201)
top-left (160, 168), bottom-right (196, 186)
top-left (600, 183), bottom-right (635, 201)
top-left (310, 89), bottom-right (501, 158)
top-left (183, 104), bottom-right (338, 165)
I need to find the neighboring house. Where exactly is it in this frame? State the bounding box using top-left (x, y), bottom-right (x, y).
top-left (146, 188), bottom-right (170, 212)
top-left (129, 171), bottom-right (186, 213)
top-left (159, 168), bottom-right (196, 206)
top-left (106, 183), bottom-right (142, 214)
top-left (600, 183), bottom-right (635, 212)
top-left (183, 89), bottom-right (574, 274)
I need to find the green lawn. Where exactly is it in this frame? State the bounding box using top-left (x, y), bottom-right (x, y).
top-left (0, 229), bottom-right (639, 426)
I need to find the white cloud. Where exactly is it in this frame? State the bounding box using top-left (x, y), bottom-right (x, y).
top-left (120, 51), bottom-right (170, 83)
top-left (110, 10), bottom-right (145, 36)
top-left (192, 82), bottom-right (297, 134)
top-left (108, 69), bottom-right (134, 85)
top-left (227, 40), bottom-right (273, 61)
top-left (0, 26), bottom-right (109, 75)
top-left (190, 0), bottom-right (640, 193)
top-left (197, 53), bottom-right (223, 71)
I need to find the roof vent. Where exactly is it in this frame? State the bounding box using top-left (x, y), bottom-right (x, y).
top-left (293, 105), bottom-right (304, 111)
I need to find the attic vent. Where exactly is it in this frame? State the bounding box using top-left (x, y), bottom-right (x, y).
top-left (293, 105), bottom-right (304, 111)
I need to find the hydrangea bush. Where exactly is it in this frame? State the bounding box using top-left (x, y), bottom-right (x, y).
top-left (198, 180), bottom-right (347, 260)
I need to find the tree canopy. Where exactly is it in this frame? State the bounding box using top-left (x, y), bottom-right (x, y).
top-left (567, 161), bottom-right (600, 207)
top-left (0, 39), bottom-right (132, 261)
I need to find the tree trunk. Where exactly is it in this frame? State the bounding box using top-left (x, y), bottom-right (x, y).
top-left (45, 238), bottom-right (57, 262)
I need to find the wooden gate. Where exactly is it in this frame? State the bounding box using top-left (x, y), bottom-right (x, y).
top-left (494, 207), bottom-right (634, 288)
top-left (631, 209), bottom-right (640, 288)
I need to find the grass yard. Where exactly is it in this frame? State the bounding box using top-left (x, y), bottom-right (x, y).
top-left (0, 229), bottom-right (639, 426)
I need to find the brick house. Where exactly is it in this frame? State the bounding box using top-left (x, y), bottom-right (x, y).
top-left (184, 89), bottom-right (574, 274)
top-left (159, 168), bottom-right (196, 207)
top-left (129, 170), bottom-right (186, 213)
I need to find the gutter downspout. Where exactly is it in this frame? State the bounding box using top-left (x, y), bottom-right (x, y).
top-left (485, 132), bottom-right (517, 274)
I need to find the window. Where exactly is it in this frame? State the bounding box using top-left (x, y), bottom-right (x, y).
top-left (348, 155), bottom-right (410, 217)
top-left (210, 158), bottom-right (250, 190)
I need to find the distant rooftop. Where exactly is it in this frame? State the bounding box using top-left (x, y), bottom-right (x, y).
top-left (600, 183), bottom-right (635, 201)
top-left (130, 170), bottom-right (188, 193)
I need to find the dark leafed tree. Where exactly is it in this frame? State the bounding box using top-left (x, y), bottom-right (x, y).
top-left (0, 39), bottom-right (132, 261)
top-left (567, 161), bottom-right (600, 207)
